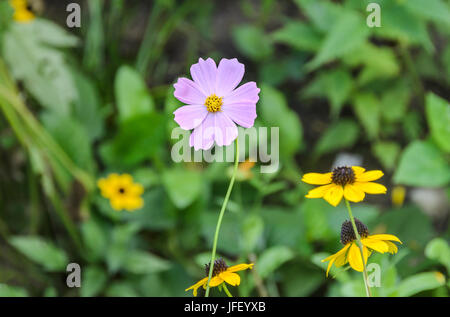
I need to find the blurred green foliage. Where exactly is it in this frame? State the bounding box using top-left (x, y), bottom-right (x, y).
top-left (0, 0), bottom-right (449, 297)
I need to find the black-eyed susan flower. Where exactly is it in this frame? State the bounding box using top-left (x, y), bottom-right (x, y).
top-left (302, 166), bottom-right (387, 206)
top-left (9, 0), bottom-right (35, 22)
top-left (322, 218), bottom-right (402, 276)
top-left (185, 258), bottom-right (254, 297)
top-left (97, 173), bottom-right (144, 211)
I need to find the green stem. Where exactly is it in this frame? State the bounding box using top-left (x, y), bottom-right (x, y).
top-left (345, 199), bottom-right (372, 297)
top-left (222, 284), bottom-right (233, 297)
top-left (205, 139), bottom-right (239, 297)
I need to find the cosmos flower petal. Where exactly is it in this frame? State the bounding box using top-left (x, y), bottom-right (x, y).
top-left (216, 58), bottom-right (245, 97)
top-left (227, 263), bottom-right (254, 272)
top-left (221, 102), bottom-right (257, 128)
top-left (355, 182), bottom-right (387, 194)
top-left (362, 238), bottom-right (389, 253)
top-left (344, 184), bottom-right (365, 202)
top-left (305, 183), bottom-right (335, 198)
top-left (220, 271), bottom-right (241, 286)
top-left (190, 58), bottom-right (217, 96)
top-left (223, 82), bottom-right (260, 105)
top-left (324, 185), bottom-right (344, 206)
top-left (185, 277), bottom-right (208, 297)
top-left (301, 172), bottom-right (332, 185)
top-left (173, 78), bottom-right (207, 104)
top-left (356, 170), bottom-right (384, 182)
top-left (189, 114), bottom-right (215, 150)
top-left (366, 234), bottom-right (402, 244)
top-left (213, 112), bottom-right (238, 147)
top-left (173, 105), bottom-right (209, 130)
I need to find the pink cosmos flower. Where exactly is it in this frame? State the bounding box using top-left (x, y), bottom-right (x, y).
top-left (173, 57), bottom-right (260, 150)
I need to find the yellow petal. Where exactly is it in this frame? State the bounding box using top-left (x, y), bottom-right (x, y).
top-left (348, 243), bottom-right (369, 272)
top-left (343, 184), bottom-right (365, 202)
top-left (322, 244), bottom-right (350, 263)
top-left (326, 257), bottom-right (336, 277)
top-left (367, 234), bottom-right (402, 244)
top-left (129, 183), bottom-right (144, 196)
top-left (356, 170), bottom-right (384, 182)
top-left (110, 198), bottom-right (125, 211)
top-left (355, 182), bottom-right (387, 194)
top-left (323, 185), bottom-right (344, 207)
top-left (220, 271), bottom-right (241, 286)
top-left (227, 263), bottom-right (254, 273)
top-left (351, 166), bottom-right (366, 176)
top-left (301, 172), bottom-right (332, 185)
top-left (185, 277), bottom-right (208, 297)
top-left (385, 241), bottom-right (398, 254)
top-left (208, 276), bottom-right (224, 287)
top-left (305, 184), bottom-right (335, 198)
top-left (362, 238), bottom-right (389, 253)
top-left (118, 174), bottom-right (133, 186)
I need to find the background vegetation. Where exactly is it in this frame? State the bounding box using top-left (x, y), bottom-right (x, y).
top-left (0, 0), bottom-right (449, 297)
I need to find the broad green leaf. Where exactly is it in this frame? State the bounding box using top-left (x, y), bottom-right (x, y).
top-left (353, 93), bottom-right (380, 140)
top-left (314, 119), bottom-right (359, 156)
top-left (80, 266), bottom-right (108, 297)
top-left (372, 141), bottom-right (401, 171)
top-left (240, 214), bottom-right (264, 252)
top-left (271, 21), bottom-right (322, 52)
top-left (232, 25), bottom-right (273, 61)
top-left (394, 140), bottom-right (450, 187)
top-left (105, 282), bottom-right (139, 297)
top-left (0, 284), bottom-right (28, 297)
top-left (123, 251), bottom-right (172, 274)
top-left (257, 246), bottom-right (294, 279)
top-left (115, 65), bottom-right (154, 122)
top-left (425, 238), bottom-right (450, 273)
top-left (425, 93), bottom-right (450, 153)
top-left (395, 272), bottom-right (446, 297)
top-left (403, 0), bottom-right (450, 26)
top-left (293, 0), bottom-right (342, 32)
top-left (307, 12), bottom-right (369, 70)
top-left (10, 236), bottom-right (68, 271)
top-left (380, 79), bottom-right (411, 123)
top-left (81, 218), bottom-right (108, 261)
top-left (259, 84), bottom-right (303, 158)
top-left (162, 168), bottom-right (202, 209)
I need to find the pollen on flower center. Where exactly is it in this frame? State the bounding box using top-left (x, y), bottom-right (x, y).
top-left (332, 166), bottom-right (355, 186)
top-left (204, 94), bottom-right (223, 112)
top-left (340, 218), bottom-right (369, 245)
top-left (205, 258), bottom-right (228, 277)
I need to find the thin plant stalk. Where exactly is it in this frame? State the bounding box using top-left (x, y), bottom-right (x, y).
top-left (205, 139), bottom-right (239, 297)
top-left (222, 284), bottom-right (233, 297)
top-left (345, 199), bottom-right (372, 297)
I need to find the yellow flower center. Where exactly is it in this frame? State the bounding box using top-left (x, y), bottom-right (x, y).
top-left (204, 94), bottom-right (223, 112)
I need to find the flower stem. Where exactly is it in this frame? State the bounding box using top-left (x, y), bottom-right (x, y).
top-left (222, 284), bottom-right (233, 297)
top-left (205, 138), bottom-right (239, 297)
top-left (344, 199), bottom-right (372, 297)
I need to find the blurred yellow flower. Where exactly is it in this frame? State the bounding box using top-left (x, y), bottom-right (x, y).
top-left (391, 185), bottom-right (406, 207)
top-left (322, 219), bottom-right (401, 276)
top-left (97, 173), bottom-right (144, 212)
top-left (9, 0), bottom-right (35, 22)
top-left (185, 258), bottom-right (254, 297)
top-left (302, 166), bottom-right (387, 206)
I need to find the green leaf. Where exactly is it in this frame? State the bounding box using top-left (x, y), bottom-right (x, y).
top-left (259, 84), bottom-right (303, 158)
top-left (81, 218), bottom-right (108, 261)
top-left (105, 281), bottom-right (139, 297)
top-left (162, 168), bottom-right (202, 209)
top-left (403, 0), bottom-right (450, 26)
top-left (395, 272), bottom-right (446, 297)
top-left (352, 93), bottom-right (380, 140)
top-left (257, 246), bottom-right (294, 279)
top-left (10, 236), bottom-right (68, 271)
top-left (380, 79), bottom-right (411, 123)
top-left (394, 140), bottom-right (450, 187)
top-left (240, 214), bottom-right (264, 253)
top-left (99, 113), bottom-right (166, 167)
top-left (0, 284), bottom-right (28, 297)
top-left (372, 141), bottom-right (401, 171)
top-left (425, 93), bottom-right (450, 153)
top-left (80, 265), bottom-right (108, 297)
top-left (123, 251), bottom-right (172, 274)
top-left (314, 119), bottom-right (359, 156)
top-left (307, 12), bottom-right (369, 70)
top-left (293, 0), bottom-right (342, 32)
top-left (115, 65), bottom-right (154, 122)
top-left (232, 25), bottom-right (273, 61)
top-left (271, 21), bottom-right (322, 52)
top-left (425, 238), bottom-right (450, 273)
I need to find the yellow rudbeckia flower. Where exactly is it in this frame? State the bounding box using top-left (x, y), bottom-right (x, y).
top-left (185, 258), bottom-right (254, 297)
top-left (302, 166), bottom-right (387, 206)
top-left (322, 219), bottom-right (402, 276)
top-left (10, 0), bottom-right (35, 22)
top-left (97, 173), bottom-right (144, 211)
